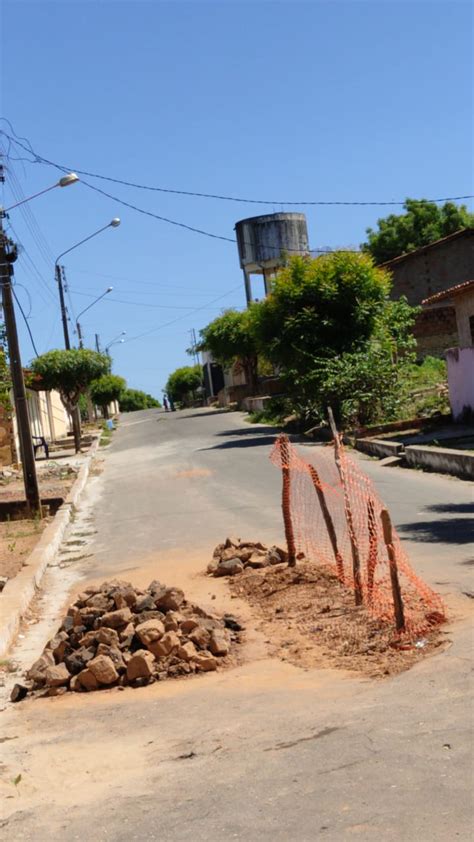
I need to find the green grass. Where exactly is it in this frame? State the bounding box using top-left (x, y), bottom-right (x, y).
top-left (398, 356), bottom-right (449, 419)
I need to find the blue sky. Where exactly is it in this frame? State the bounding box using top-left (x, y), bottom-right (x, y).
top-left (1, 0), bottom-right (472, 397)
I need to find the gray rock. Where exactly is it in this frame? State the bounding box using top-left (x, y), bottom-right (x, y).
top-left (214, 558), bottom-right (244, 577)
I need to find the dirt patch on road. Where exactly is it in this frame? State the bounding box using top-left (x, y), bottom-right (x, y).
top-left (229, 561), bottom-right (448, 678)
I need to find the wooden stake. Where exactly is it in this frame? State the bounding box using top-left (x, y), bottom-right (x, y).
top-left (279, 434), bottom-right (296, 567)
top-left (308, 464), bottom-right (345, 582)
top-left (327, 407), bottom-right (363, 605)
top-left (366, 498), bottom-right (378, 603)
top-left (380, 508), bottom-right (405, 632)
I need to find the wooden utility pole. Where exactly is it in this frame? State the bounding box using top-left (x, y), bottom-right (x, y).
top-left (0, 206), bottom-right (41, 515)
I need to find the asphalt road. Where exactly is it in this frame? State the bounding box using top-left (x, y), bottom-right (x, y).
top-left (2, 408), bottom-right (473, 841)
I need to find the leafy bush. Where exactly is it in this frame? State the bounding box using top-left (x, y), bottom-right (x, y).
top-left (119, 388), bottom-right (156, 412)
top-left (165, 365), bottom-right (202, 405)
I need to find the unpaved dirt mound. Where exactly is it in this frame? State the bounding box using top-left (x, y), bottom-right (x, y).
top-left (14, 578), bottom-right (244, 699)
top-left (229, 561), bottom-right (448, 678)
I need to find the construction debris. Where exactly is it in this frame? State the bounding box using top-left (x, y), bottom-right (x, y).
top-left (207, 537), bottom-right (288, 577)
top-left (18, 578), bottom-right (242, 699)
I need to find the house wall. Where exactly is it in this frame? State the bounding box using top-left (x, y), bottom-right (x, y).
top-left (445, 346), bottom-right (474, 420)
top-left (383, 230), bottom-right (474, 357)
top-left (384, 231), bottom-right (474, 306)
top-left (454, 289), bottom-right (474, 347)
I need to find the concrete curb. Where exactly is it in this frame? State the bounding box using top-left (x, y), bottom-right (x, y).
top-left (0, 437), bottom-right (100, 659)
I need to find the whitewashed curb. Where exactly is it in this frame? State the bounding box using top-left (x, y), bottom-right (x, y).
top-left (0, 437), bottom-right (101, 659)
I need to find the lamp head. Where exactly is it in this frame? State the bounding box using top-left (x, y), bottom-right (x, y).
top-left (58, 173), bottom-right (79, 188)
top-left (110, 217), bottom-right (121, 228)
top-left (106, 287), bottom-right (113, 293)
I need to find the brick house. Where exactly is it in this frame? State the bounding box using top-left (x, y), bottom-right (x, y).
top-left (382, 228), bottom-right (474, 356)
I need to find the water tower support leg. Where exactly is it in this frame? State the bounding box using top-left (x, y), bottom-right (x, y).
top-left (243, 270), bottom-right (252, 307)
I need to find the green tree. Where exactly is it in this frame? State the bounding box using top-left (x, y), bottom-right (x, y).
top-left (144, 393), bottom-right (161, 408)
top-left (362, 199), bottom-right (474, 263)
top-left (119, 388), bottom-right (161, 412)
top-left (90, 374), bottom-right (126, 419)
top-left (281, 296), bottom-right (418, 427)
top-left (165, 365), bottom-right (202, 406)
top-left (253, 252), bottom-right (389, 367)
top-left (197, 308), bottom-right (260, 393)
top-left (31, 349), bottom-right (110, 451)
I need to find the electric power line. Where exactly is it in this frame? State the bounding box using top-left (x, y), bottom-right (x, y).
top-left (12, 287), bottom-right (39, 356)
top-left (124, 284), bottom-right (244, 344)
top-left (1, 125), bottom-right (472, 207)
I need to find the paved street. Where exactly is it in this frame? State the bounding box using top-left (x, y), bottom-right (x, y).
top-left (1, 408), bottom-right (473, 841)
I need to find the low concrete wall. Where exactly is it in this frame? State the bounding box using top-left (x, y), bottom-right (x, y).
top-left (404, 445), bottom-right (474, 480)
top-left (355, 438), bottom-right (404, 458)
top-left (242, 396), bottom-right (272, 413)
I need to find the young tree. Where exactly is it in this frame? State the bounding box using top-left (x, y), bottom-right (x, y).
top-left (165, 365), bottom-right (202, 406)
top-left (90, 374), bottom-right (126, 419)
top-left (197, 308), bottom-right (260, 393)
top-left (31, 349), bottom-right (110, 451)
top-left (361, 199), bottom-right (474, 264)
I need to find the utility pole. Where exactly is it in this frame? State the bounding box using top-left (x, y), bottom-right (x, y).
top-left (55, 263), bottom-right (71, 349)
top-left (54, 262), bottom-right (82, 449)
top-left (95, 333), bottom-right (101, 353)
top-left (76, 321), bottom-right (84, 349)
top-left (0, 195), bottom-right (41, 515)
top-left (190, 328), bottom-right (200, 366)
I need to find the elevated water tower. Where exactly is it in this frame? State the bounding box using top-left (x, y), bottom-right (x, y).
top-left (235, 212), bottom-right (309, 305)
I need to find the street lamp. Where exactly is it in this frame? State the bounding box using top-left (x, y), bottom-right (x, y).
top-left (105, 331), bottom-right (126, 354)
top-left (0, 169), bottom-right (79, 515)
top-left (3, 173), bottom-right (79, 212)
top-left (76, 288), bottom-right (114, 348)
top-left (54, 218), bottom-right (121, 349)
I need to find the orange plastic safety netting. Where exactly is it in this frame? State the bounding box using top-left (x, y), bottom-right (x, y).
top-left (270, 435), bottom-right (445, 638)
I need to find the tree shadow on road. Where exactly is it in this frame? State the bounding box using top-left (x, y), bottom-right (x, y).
top-left (397, 517), bottom-right (474, 545)
top-left (214, 426), bottom-right (279, 438)
top-left (423, 503), bottom-right (474, 515)
top-left (200, 434), bottom-right (278, 451)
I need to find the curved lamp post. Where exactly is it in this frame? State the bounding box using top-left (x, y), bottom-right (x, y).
top-left (76, 288), bottom-right (114, 348)
top-left (54, 218), bottom-right (120, 349)
top-left (105, 331), bottom-right (126, 355)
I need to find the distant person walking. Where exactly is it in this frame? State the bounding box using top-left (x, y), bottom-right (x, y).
top-left (169, 395), bottom-right (176, 412)
top-left (163, 396), bottom-right (169, 412)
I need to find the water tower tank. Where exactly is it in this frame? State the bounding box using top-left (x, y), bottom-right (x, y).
top-left (235, 213), bottom-right (309, 303)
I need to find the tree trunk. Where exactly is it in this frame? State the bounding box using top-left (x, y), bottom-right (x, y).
top-left (244, 356), bottom-right (259, 395)
top-left (72, 407), bottom-right (82, 453)
top-left (102, 404), bottom-right (109, 420)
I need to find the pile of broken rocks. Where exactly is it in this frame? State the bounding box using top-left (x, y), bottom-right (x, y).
top-left (208, 537), bottom-right (288, 577)
top-left (17, 578), bottom-right (243, 699)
